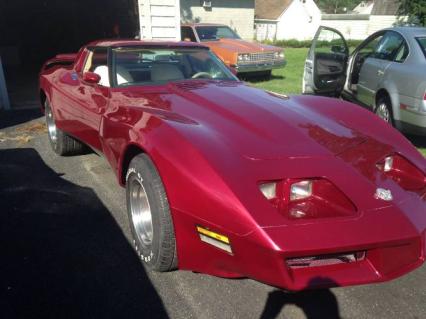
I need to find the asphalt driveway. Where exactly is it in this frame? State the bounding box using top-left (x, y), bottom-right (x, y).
top-left (1, 109), bottom-right (425, 319)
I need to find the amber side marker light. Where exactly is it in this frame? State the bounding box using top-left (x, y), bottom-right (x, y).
top-left (196, 226), bottom-right (232, 254)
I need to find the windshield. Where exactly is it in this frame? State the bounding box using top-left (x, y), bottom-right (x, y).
top-left (195, 26), bottom-right (241, 42)
top-left (416, 37), bottom-right (426, 58)
top-left (112, 47), bottom-right (237, 87)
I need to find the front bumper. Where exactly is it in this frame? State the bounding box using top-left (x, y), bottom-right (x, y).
top-left (233, 60), bottom-right (286, 73)
top-left (175, 196), bottom-right (426, 291)
top-left (235, 201), bottom-right (426, 291)
top-left (241, 229), bottom-right (426, 291)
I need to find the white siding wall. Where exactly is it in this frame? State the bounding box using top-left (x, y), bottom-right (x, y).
top-left (255, 22), bottom-right (278, 41)
top-left (321, 15), bottom-right (399, 40)
top-left (368, 15), bottom-right (399, 34)
top-left (138, 0), bottom-right (181, 41)
top-left (181, 0), bottom-right (255, 40)
top-left (321, 17), bottom-right (370, 40)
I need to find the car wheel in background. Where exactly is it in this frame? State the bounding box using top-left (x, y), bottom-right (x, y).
top-left (126, 153), bottom-right (178, 272)
top-left (240, 70), bottom-right (272, 81)
top-left (254, 70), bottom-right (272, 80)
top-left (375, 95), bottom-right (394, 126)
top-left (45, 100), bottom-right (85, 156)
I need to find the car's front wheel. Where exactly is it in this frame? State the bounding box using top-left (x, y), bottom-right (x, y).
top-left (45, 99), bottom-right (85, 156)
top-left (126, 153), bottom-right (177, 272)
top-left (375, 96), bottom-right (394, 126)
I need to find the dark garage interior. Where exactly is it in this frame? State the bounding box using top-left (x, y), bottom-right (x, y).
top-left (0, 0), bottom-right (139, 107)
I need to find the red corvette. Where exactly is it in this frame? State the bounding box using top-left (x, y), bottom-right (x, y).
top-left (39, 40), bottom-right (426, 291)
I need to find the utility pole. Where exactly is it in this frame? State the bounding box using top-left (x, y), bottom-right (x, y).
top-left (0, 56), bottom-right (11, 110)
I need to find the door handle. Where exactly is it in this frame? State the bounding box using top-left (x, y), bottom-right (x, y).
top-left (377, 70), bottom-right (384, 76)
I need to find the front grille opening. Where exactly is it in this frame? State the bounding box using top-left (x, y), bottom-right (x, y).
top-left (286, 251), bottom-right (366, 268)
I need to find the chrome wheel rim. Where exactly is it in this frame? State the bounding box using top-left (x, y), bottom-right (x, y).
top-left (130, 178), bottom-right (153, 246)
top-left (376, 103), bottom-right (391, 123)
top-left (45, 105), bottom-right (58, 145)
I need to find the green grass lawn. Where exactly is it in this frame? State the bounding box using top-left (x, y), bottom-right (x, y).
top-left (248, 47), bottom-right (426, 156)
top-left (249, 48), bottom-right (308, 95)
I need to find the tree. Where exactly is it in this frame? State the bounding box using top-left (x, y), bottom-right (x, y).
top-left (398, 0), bottom-right (426, 26)
top-left (316, 0), bottom-right (363, 14)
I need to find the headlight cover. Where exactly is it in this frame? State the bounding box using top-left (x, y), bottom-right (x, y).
top-left (259, 182), bottom-right (277, 200)
top-left (237, 53), bottom-right (250, 62)
top-left (290, 180), bottom-right (312, 201)
top-left (274, 51), bottom-right (285, 59)
top-left (259, 178), bottom-right (357, 220)
top-left (377, 154), bottom-right (426, 191)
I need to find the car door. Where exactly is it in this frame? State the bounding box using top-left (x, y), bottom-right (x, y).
top-left (357, 32), bottom-right (404, 107)
top-left (71, 47), bottom-right (110, 150)
top-left (303, 26), bottom-right (349, 96)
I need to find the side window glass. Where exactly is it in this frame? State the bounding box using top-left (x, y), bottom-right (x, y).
top-left (373, 32), bottom-right (404, 61)
top-left (358, 34), bottom-right (383, 59)
top-left (83, 48), bottom-right (109, 86)
top-left (314, 28), bottom-right (347, 55)
top-left (181, 27), bottom-right (196, 42)
top-left (394, 43), bottom-right (409, 63)
top-left (83, 50), bottom-right (94, 73)
top-left (90, 49), bottom-right (108, 72)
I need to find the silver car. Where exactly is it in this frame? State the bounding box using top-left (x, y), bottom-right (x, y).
top-left (303, 26), bottom-right (426, 136)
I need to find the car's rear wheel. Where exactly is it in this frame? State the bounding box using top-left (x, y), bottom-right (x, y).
top-left (45, 100), bottom-right (85, 156)
top-left (253, 70), bottom-right (272, 80)
top-left (126, 153), bottom-right (177, 272)
top-left (375, 96), bottom-right (394, 126)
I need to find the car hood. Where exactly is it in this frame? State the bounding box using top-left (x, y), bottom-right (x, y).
top-left (163, 81), bottom-right (376, 160)
top-left (204, 38), bottom-right (281, 54)
top-left (115, 80), bottom-right (425, 229)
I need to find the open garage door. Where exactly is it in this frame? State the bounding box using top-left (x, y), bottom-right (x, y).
top-left (0, 0), bottom-right (139, 108)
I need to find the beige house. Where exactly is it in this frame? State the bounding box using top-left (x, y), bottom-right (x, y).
top-left (138, 0), bottom-right (255, 41)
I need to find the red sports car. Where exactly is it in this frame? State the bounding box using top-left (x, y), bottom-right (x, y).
top-left (39, 40), bottom-right (426, 291)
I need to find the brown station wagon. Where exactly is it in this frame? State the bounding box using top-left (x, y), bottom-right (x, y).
top-left (181, 23), bottom-right (286, 76)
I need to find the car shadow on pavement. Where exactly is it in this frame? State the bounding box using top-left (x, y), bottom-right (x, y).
top-left (0, 148), bottom-right (168, 318)
top-left (259, 279), bottom-right (341, 319)
top-left (0, 109), bottom-right (43, 130)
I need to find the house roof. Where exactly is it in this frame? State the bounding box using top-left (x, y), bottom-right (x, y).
top-left (255, 0), bottom-right (293, 20)
top-left (371, 0), bottom-right (400, 15)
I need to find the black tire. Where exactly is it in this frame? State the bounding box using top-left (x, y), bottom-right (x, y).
top-left (126, 153), bottom-right (177, 272)
top-left (45, 100), bottom-right (85, 156)
top-left (375, 95), bottom-right (394, 126)
top-left (261, 70), bottom-right (272, 79)
top-left (252, 70), bottom-right (272, 80)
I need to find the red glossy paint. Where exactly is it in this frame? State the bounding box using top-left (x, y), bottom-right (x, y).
top-left (39, 40), bottom-right (426, 291)
top-left (82, 72), bottom-right (101, 84)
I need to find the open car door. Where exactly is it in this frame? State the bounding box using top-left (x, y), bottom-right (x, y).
top-left (303, 26), bottom-right (349, 96)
